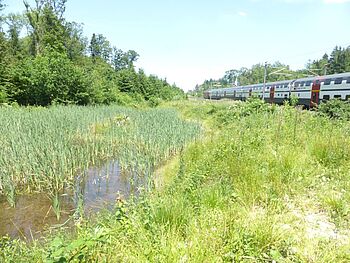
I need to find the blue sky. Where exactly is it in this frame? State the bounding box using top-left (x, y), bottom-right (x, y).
top-left (4, 0), bottom-right (350, 91)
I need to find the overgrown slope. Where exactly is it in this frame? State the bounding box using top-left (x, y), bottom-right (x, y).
top-left (1, 100), bottom-right (350, 262)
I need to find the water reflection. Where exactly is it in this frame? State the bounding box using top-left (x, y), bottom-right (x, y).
top-left (0, 160), bottom-right (146, 240)
top-left (0, 194), bottom-right (73, 240)
top-left (75, 160), bottom-right (135, 212)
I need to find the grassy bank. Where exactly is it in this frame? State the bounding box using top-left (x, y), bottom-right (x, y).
top-left (1, 100), bottom-right (350, 262)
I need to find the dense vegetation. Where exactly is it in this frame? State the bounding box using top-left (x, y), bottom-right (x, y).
top-left (0, 0), bottom-right (184, 106)
top-left (1, 1), bottom-right (350, 262)
top-left (318, 98), bottom-right (350, 121)
top-left (192, 45), bottom-right (350, 96)
top-left (0, 105), bottom-right (200, 217)
top-left (2, 100), bottom-right (350, 262)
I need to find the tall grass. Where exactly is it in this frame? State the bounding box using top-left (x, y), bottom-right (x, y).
top-left (0, 105), bottom-right (201, 207)
top-left (1, 100), bottom-right (350, 262)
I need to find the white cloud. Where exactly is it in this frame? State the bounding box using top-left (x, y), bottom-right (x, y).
top-left (324, 0), bottom-right (350, 3)
top-left (238, 11), bottom-right (248, 16)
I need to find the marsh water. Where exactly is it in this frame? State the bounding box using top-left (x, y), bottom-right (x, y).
top-left (0, 160), bottom-right (145, 240)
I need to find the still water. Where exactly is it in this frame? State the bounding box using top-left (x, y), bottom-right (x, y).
top-left (0, 160), bottom-right (145, 240)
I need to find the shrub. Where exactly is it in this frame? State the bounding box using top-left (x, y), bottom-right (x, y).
top-left (7, 50), bottom-right (91, 106)
top-left (318, 99), bottom-right (350, 120)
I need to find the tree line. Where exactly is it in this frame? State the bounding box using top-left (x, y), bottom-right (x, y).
top-left (191, 45), bottom-right (350, 96)
top-left (0, 0), bottom-right (184, 106)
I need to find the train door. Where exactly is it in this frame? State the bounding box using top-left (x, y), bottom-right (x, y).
top-left (269, 86), bottom-right (275, 103)
top-left (224, 91), bottom-right (226, 97)
top-left (233, 90), bottom-right (236, 99)
top-left (249, 89), bottom-right (252, 97)
top-left (310, 81), bottom-right (320, 108)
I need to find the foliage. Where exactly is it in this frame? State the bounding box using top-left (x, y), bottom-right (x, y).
top-left (89, 33), bottom-right (112, 63)
top-left (7, 50), bottom-right (90, 105)
top-left (0, 1), bottom-right (184, 106)
top-left (308, 46), bottom-right (350, 75)
top-left (2, 101), bottom-right (350, 262)
top-left (0, 105), bottom-right (201, 208)
top-left (318, 98), bottom-right (350, 120)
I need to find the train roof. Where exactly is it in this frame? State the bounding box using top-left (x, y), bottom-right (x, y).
top-left (315, 72), bottom-right (350, 79)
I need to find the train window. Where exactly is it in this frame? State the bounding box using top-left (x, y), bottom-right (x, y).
top-left (315, 80), bottom-right (320, 85)
top-left (346, 95), bottom-right (350, 100)
top-left (324, 78), bottom-right (332, 85)
top-left (300, 81), bottom-right (305, 86)
top-left (334, 95), bottom-right (341, 99)
top-left (305, 81), bottom-right (312, 86)
top-left (335, 78), bottom-right (343, 84)
top-left (323, 95), bottom-right (330, 100)
top-left (347, 77), bottom-right (350, 84)
top-left (294, 82), bottom-right (299, 87)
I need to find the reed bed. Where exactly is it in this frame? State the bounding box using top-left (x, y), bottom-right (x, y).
top-left (0, 105), bottom-right (201, 206)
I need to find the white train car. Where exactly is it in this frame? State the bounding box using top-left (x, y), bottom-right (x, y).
top-left (204, 72), bottom-right (350, 107)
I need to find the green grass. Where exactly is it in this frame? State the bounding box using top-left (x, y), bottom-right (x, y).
top-left (1, 100), bottom-right (350, 262)
top-left (0, 105), bottom-right (201, 207)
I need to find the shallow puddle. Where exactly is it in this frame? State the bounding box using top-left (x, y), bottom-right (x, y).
top-left (75, 160), bottom-right (139, 212)
top-left (0, 194), bottom-right (73, 240)
top-left (0, 160), bottom-right (145, 240)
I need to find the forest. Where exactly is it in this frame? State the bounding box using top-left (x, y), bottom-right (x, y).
top-left (192, 45), bottom-right (350, 96)
top-left (0, 0), bottom-right (184, 107)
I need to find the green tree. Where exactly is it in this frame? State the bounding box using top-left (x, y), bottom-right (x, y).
top-left (8, 50), bottom-right (90, 105)
top-left (112, 48), bottom-right (139, 71)
top-left (329, 46), bottom-right (347, 74)
top-left (5, 13), bottom-right (25, 58)
top-left (306, 53), bottom-right (329, 75)
top-left (126, 50), bottom-right (139, 67)
top-left (0, 0), bottom-right (185, 106)
top-left (65, 21), bottom-right (87, 61)
top-left (24, 0), bottom-right (67, 55)
top-left (89, 33), bottom-right (112, 63)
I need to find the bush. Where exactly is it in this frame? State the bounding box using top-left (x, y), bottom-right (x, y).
top-left (82, 59), bottom-right (120, 104)
top-left (114, 91), bottom-right (141, 106)
top-left (147, 96), bottom-right (161, 107)
top-left (215, 98), bottom-right (275, 125)
top-left (7, 50), bottom-right (91, 106)
top-left (318, 99), bottom-right (350, 120)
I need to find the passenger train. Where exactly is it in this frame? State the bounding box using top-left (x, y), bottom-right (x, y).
top-left (203, 72), bottom-right (350, 107)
